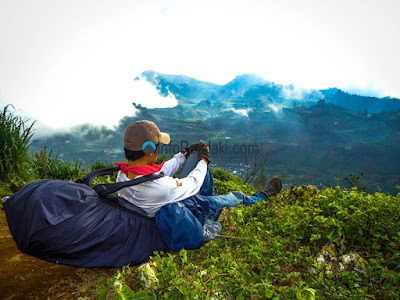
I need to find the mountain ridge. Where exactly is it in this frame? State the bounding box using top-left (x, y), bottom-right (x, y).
top-left (137, 70), bottom-right (400, 114)
top-left (28, 70), bottom-right (400, 195)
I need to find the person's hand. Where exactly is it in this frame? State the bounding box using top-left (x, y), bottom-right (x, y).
top-left (197, 141), bottom-right (211, 164)
top-left (181, 143), bottom-right (199, 158)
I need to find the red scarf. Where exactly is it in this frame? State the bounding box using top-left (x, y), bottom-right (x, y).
top-left (115, 161), bottom-right (166, 176)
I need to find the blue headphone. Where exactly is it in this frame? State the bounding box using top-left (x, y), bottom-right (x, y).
top-left (142, 141), bottom-right (157, 155)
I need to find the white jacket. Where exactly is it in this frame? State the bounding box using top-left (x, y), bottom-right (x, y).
top-left (116, 153), bottom-right (207, 217)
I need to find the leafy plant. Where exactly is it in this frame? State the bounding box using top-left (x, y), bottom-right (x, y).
top-left (210, 167), bottom-right (256, 195)
top-left (213, 178), bottom-right (255, 195)
top-left (156, 153), bottom-right (171, 165)
top-left (89, 160), bottom-right (116, 172)
top-left (211, 167), bottom-right (243, 184)
top-left (31, 147), bottom-right (84, 181)
top-left (0, 105), bottom-right (35, 183)
top-left (344, 172), bottom-right (366, 191)
top-left (103, 185), bottom-right (400, 299)
top-left (98, 268), bottom-right (154, 300)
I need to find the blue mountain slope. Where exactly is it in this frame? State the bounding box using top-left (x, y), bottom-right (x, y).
top-left (320, 89), bottom-right (400, 114)
top-left (29, 70), bottom-right (400, 195)
top-left (138, 71), bottom-right (400, 114)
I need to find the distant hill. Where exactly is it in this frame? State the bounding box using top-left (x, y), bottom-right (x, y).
top-left (320, 88), bottom-right (400, 114)
top-left (137, 71), bottom-right (220, 103)
top-left (137, 70), bottom-right (400, 114)
top-left (30, 71), bottom-right (400, 195)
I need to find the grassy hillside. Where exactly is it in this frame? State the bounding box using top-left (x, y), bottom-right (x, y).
top-left (2, 171), bottom-right (399, 299)
top-left (1, 105), bottom-right (400, 299)
top-left (93, 185), bottom-right (400, 299)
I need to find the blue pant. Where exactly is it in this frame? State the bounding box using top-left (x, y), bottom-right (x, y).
top-left (178, 151), bottom-right (268, 217)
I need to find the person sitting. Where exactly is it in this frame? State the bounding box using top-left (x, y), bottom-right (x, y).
top-left (115, 120), bottom-right (282, 219)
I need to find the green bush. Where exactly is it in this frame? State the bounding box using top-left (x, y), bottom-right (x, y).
top-left (211, 167), bottom-right (255, 195)
top-left (31, 147), bottom-right (84, 181)
top-left (211, 167), bottom-right (243, 185)
top-left (89, 160), bottom-right (116, 172)
top-left (86, 160), bottom-right (118, 185)
top-left (0, 105), bottom-right (35, 183)
top-left (214, 178), bottom-right (255, 195)
top-left (106, 186), bottom-right (400, 299)
top-left (156, 153), bottom-right (170, 164)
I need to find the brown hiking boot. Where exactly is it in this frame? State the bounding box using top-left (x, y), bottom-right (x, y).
top-left (261, 176), bottom-right (282, 197)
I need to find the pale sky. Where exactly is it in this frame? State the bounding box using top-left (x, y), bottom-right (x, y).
top-left (0, 0), bottom-right (399, 129)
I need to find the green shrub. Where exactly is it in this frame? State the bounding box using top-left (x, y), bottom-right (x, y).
top-left (89, 160), bottom-right (116, 172)
top-left (86, 160), bottom-right (118, 185)
top-left (31, 147), bottom-right (84, 181)
top-left (210, 168), bottom-right (255, 195)
top-left (97, 268), bottom-right (148, 300)
top-left (214, 179), bottom-right (255, 195)
top-left (211, 167), bottom-right (243, 184)
top-left (0, 105), bottom-right (35, 183)
top-left (156, 153), bottom-right (170, 164)
top-left (107, 185), bottom-right (400, 299)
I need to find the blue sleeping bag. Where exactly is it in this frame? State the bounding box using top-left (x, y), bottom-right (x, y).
top-left (3, 167), bottom-right (173, 268)
top-left (4, 167), bottom-right (220, 267)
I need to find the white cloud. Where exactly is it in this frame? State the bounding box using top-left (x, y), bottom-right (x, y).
top-left (0, 0), bottom-right (399, 130)
top-left (131, 77), bottom-right (178, 108)
top-left (229, 108), bottom-right (251, 117)
top-left (267, 104), bottom-right (283, 114)
top-left (0, 74), bottom-right (177, 130)
top-left (342, 83), bottom-right (387, 98)
top-left (280, 85), bottom-right (322, 100)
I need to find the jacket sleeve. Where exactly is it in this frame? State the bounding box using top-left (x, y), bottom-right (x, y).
top-left (160, 152), bottom-right (186, 177)
top-left (164, 160), bottom-right (208, 201)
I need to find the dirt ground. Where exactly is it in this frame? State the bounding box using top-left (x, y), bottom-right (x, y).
top-left (0, 210), bottom-right (116, 300)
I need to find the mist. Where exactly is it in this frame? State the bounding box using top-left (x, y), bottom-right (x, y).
top-left (342, 84), bottom-right (387, 98)
top-left (131, 77), bottom-right (178, 109)
top-left (0, 76), bottom-right (178, 135)
top-left (229, 108), bottom-right (251, 117)
top-left (280, 85), bottom-right (323, 101)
